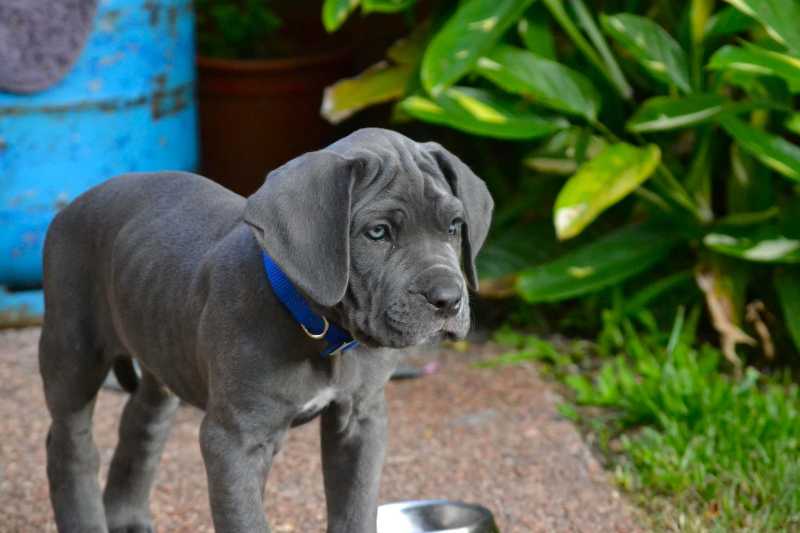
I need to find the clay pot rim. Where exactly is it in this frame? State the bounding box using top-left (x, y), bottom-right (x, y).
top-left (197, 47), bottom-right (353, 72)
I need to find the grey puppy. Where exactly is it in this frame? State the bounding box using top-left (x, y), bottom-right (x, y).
top-left (39, 128), bottom-right (493, 533)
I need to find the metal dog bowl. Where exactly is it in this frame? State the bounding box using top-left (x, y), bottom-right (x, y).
top-left (377, 500), bottom-right (498, 533)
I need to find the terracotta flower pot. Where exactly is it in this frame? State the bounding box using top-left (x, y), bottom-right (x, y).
top-left (197, 47), bottom-right (353, 196)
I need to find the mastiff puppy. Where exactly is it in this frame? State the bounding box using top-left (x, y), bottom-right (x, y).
top-left (39, 128), bottom-right (493, 533)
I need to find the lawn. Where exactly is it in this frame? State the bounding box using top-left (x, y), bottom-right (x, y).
top-left (484, 307), bottom-right (800, 532)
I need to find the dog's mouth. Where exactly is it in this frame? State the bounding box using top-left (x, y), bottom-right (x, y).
top-left (380, 313), bottom-right (459, 348)
top-left (442, 329), bottom-right (462, 342)
top-left (345, 303), bottom-right (468, 350)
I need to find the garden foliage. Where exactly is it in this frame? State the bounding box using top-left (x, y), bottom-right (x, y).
top-left (195, 0), bottom-right (282, 58)
top-left (322, 0), bottom-right (800, 362)
top-left (488, 310), bottom-right (800, 531)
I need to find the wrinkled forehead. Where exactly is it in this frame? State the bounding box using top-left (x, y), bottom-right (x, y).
top-left (325, 132), bottom-right (462, 222)
top-left (351, 146), bottom-right (462, 225)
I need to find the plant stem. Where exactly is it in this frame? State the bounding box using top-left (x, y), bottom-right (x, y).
top-left (569, 0), bottom-right (633, 99)
top-left (589, 120), bottom-right (622, 143)
top-left (655, 164), bottom-right (704, 220)
top-left (590, 121), bottom-right (704, 221)
top-left (730, 99), bottom-right (795, 116)
top-left (634, 187), bottom-right (673, 213)
top-left (542, 0), bottom-right (631, 99)
top-left (691, 44), bottom-right (704, 92)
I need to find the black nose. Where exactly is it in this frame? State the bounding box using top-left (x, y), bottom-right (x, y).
top-left (424, 283), bottom-right (462, 315)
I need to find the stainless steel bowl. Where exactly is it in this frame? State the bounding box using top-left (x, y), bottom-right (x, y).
top-left (377, 500), bottom-right (498, 533)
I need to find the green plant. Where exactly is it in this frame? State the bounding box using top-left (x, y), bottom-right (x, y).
top-left (322, 0), bottom-right (800, 363)
top-left (195, 0), bottom-right (282, 58)
top-left (489, 314), bottom-right (800, 531)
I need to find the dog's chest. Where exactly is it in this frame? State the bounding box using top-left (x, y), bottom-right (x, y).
top-left (292, 387), bottom-right (337, 426)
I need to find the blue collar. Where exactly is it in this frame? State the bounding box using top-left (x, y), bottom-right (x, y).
top-left (261, 250), bottom-right (359, 357)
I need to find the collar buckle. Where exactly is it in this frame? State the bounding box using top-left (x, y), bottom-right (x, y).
top-left (262, 250), bottom-right (358, 358)
top-left (300, 317), bottom-right (329, 340)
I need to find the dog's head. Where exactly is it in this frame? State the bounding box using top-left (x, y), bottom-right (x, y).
top-left (244, 128), bottom-right (493, 349)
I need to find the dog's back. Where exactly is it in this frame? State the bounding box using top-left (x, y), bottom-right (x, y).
top-left (39, 172), bottom-right (246, 406)
top-left (38, 171), bottom-right (250, 531)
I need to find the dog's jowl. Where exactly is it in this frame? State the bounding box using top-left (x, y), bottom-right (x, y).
top-left (39, 128), bottom-right (493, 533)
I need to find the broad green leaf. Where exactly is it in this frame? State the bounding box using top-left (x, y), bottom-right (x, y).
top-left (478, 242), bottom-right (540, 282)
top-left (518, 9), bottom-right (556, 59)
top-left (626, 94), bottom-right (728, 133)
top-left (554, 143), bottom-right (661, 240)
top-left (523, 127), bottom-right (608, 174)
top-left (719, 69), bottom-right (766, 94)
top-left (704, 226), bottom-right (800, 263)
top-left (685, 129), bottom-right (715, 221)
top-left (398, 87), bottom-right (568, 140)
top-left (542, 0), bottom-right (632, 99)
top-left (708, 44), bottom-right (800, 92)
top-left (719, 115), bottom-right (800, 182)
top-left (715, 206), bottom-right (780, 226)
top-left (421, 0), bottom-right (535, 95)
top-left (322, 63), bottom-right (412, 124)
top-left (723, 0), bottom-right (800, 54)
top-left (476, 45), bottom-right (600, 120)
top-left (728, 143), bottom-right (777, 213)
top-left (477, 221), bottom-right (562, 297)
top-left (601, 13), bottom-right (692, 93)
top-left (516, 223), bottom-right (681, 302)
top-left (322, 0), bottom-right (359, 32)
top-left (362, 0), bottom-right (416, 13)
top-left (386, 24), bottom-right (429, 65)
top-left (786, 113), bottom-right (800, 135)
top-left (704, 6), bottom-right (756, 39)
top-left (569, 0), bottom-right (632, 99)
top-left (774, 267), bottom-right (800, 352)
top-left (322, 26), bottom-right (427, 124)
top-left (623, 270), bottom-right (696, 316)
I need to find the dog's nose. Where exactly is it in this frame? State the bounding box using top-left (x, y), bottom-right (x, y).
top-left (424, 283), bottom-right (462, 315)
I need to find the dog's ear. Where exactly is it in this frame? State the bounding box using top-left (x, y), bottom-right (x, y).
top-left (425, 142), bottom-right (494, 291)
top-left (245, 150), bottom-right (359, 307)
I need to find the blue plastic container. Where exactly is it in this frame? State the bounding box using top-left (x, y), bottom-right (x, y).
top-left (0, 0), bottom-right (198, 324)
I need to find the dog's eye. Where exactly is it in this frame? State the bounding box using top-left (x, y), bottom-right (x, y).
top-left (448, 218), bottom-right (463, 236)
top-left (366, 224), bottom-right (389, 241)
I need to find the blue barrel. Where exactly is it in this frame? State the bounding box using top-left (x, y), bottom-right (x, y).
top-left (0, 0), bottom-right (198, 323)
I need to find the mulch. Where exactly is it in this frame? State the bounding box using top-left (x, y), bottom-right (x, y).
top-left (0, 327), bottom-right (642, 532)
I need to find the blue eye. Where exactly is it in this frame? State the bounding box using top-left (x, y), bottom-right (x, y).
top-left (366, 224), bottom-right (389, 241)
top-left (448, 218), bottom-right (463, 236)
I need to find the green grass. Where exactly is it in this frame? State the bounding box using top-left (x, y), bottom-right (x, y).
top-left (486, 310), bottom-right (800, 531)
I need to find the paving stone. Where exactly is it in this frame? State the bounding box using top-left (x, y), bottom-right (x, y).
top-left (0, 327), bottom-right (642, 532)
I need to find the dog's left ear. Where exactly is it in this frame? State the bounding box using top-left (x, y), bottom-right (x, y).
top-left (244, 150), bottom-right (359, 307)
top-left (425, 142), bottom-right (494, 291)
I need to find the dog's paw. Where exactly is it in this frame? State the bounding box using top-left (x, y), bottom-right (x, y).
top-left (109, 522), bottom-right (154, 533)
top-left (105, 500), bottom-right (154, 533)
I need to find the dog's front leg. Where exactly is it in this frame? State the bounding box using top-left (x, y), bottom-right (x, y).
top-left (199, 414), bottom-right (282, 533)
top-left (321, 393), bottom-right (388, 533)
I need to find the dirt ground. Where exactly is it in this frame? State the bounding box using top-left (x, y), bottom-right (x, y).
top-left (0, 327), bottom-right (642, 532)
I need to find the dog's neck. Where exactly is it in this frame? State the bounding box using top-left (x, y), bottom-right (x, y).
top-left (260, 250), bottom-right (359, 357)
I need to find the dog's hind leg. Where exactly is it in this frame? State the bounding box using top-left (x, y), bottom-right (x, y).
top-left (40, 330), bottom-right (112, 533)
top-left (103, 367), bottom-right (179, 533)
